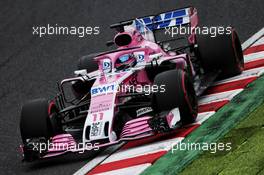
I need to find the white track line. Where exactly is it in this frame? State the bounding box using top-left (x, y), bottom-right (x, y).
top-left (252, 66), bottom-right (264, 76)
top-left (252, 36), bottom-right (264, 47)
top-left (198, 89), bottom-right (243, 105)
top-left (244, 51), bottom-right (264, 62)
top-left (195, 111), bottom-right (216, 125)
top-left (242, 27), bottom-right (264, 50)
top-left (103, 137), bottom-right (184, 163)
top-left (73, 143), bottom-right (125, 175)
top-left (213, 67), bottom-right (264, 86)
top-left (74, 27), bottom-right (264, 175)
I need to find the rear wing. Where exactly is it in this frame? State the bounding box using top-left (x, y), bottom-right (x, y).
top-left (110, 7), bottom-right (198, 43)
top-left (133, 7), bottom-right (198, 31)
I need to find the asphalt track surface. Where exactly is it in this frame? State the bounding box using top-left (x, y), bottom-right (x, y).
top-left (0, 0), bottom-right (263, 174)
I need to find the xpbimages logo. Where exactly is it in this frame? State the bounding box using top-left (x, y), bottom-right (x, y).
top-left (171, 140), bottom-right (232, 154)
top-left (90, 84), bottom-right (166, 96)
top-left (164, 26), bottom-right (232, 38)
top-left (32, 24), bottom-right (100, 37)
top-left (28, 140), bottom-right (100, 153)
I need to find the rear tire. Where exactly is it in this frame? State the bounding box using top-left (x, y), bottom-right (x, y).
top-left (152, 69), bottom-right (198, 124)
top-left (196, 29), bottom-right (244, 78)
top-left (20, 99), bottom-right (61, 143)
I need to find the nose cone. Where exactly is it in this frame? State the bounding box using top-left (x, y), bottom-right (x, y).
top-left (82, 71), bottom-right (134, 143)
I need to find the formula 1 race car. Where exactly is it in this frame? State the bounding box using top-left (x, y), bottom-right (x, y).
top-left (20, 7), bottom-right (244, 161)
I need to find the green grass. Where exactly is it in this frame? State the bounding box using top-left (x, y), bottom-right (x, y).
top-left (142, 75), bottom-right (264, 175)
top-left (179, 101), bottom-right (264, 175)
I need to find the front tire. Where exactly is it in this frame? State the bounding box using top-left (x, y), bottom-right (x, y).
top-left (20, 99), bottom-right (61, 143)
top-left (152, 69), bottom-right (198, 124)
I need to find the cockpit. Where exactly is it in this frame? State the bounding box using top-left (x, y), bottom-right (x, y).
top-left (100, 50), bottom-right (146, 74)
top-left (115, 54), bottom-right (137, 71)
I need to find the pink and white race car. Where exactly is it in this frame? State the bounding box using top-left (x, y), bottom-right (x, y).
top-left (20, 7), bottom-right (244, 161)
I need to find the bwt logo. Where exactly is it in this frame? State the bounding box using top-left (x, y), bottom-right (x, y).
top-left (91, 84), bottom-right (115, 96)
top-left (136, 9), bottom-right (187, 30)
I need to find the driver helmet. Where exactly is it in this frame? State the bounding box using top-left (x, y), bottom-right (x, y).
top-left (115, 54), bottom-right (137, 70)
